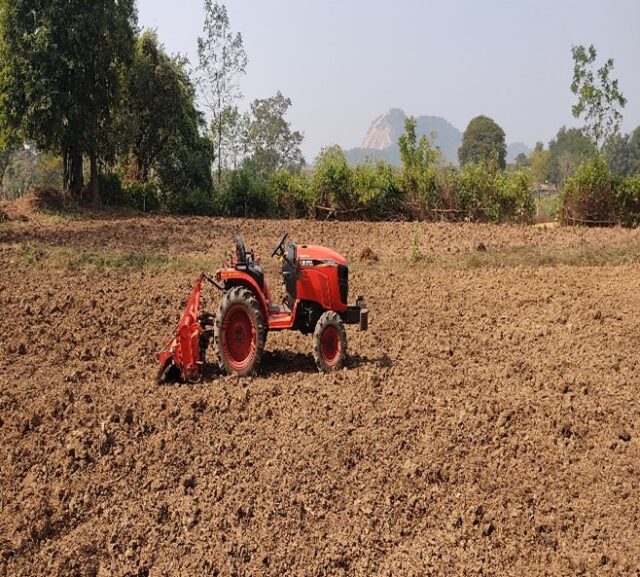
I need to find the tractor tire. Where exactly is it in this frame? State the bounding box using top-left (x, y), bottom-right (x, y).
top-left (313, 311), bottom-right (347, 372)
top-left (213, 287), bottom-right (266, 377)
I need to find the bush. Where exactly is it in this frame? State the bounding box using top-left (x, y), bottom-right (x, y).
top-left (99, 173), bottom-right (126, 206)
top-left (455, 161), bottom-right (504, 222)
top-left (352, 161), bottom-right (404, 219)
top-left (123, 180), bottom-right (161, 212)
top-left (216, 165), bottom-right (272, 217)
top-left (560, 156), bottom-right (615, 225)
top-left (615, 173), bottom-right (640, 227)
top-left (312, 146), bottom-right (355, 213)
top-left (452, 161), bottom-right (535, 223)
top-left (501, 170), bottom-right (536, 223)
top-left (269, 169), bottom-right (312, 218)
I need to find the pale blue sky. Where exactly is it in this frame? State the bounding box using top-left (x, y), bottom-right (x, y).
top-left (137, 0), bottom-right (640, 162)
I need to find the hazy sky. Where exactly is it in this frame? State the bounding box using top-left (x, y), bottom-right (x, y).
top-left (137, 0), bottom-right (640, 162)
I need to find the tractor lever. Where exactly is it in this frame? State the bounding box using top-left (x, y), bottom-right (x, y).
top-left (203, 273), bottom-right (224, 291)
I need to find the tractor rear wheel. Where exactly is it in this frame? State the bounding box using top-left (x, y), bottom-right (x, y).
top-left (313, 311), bottom-right (347, 372)
top-left (214, 287), bottom-right (266, 376)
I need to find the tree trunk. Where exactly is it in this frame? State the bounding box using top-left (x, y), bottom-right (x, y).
top-left (217, 116), bottom-right (223, 185)
top-left (64, 149), bottom-right (84, 198)
top-left (0, 166), bottom-right (6, 200)
top-left (88, 151), bottom-right (99, 204)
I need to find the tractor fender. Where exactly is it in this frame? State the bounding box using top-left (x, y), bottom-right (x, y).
top-left (222, 274), bottom-right (269, 319)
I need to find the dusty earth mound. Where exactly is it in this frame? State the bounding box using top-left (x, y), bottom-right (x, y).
top-left (0, 217), bottom-right (639, 576)
top-left (0, 187), bottom-right (71, 221)
top-left (21, 187), bottom-right (71, 211)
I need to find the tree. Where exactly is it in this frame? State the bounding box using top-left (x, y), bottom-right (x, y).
top-left (458, 116), bottom-right (507, 169)
top-left (514, 153), bottom-right (530, 169)
top-left (0, 0), bottom-right (136, 200)
top-left (571, 44), bottom-right (626, 152)
top-left (125, 31), bottom-right (214, 210)
top-left (398, 116), bottom-right (438, 206)
top-left (548, 126), bottom-right (594, 184)
top-left (312, 146), bottom-right (353, 211)
top-left (529, 142), bottom-right (551, 184)
top-left (0, 126), bottom-right (18, 194)
top-left (219, 105), bottom-right (249, 170)
top-left (196, 0), bottom-right (247, 183)
top-left (245, 92), bottom-right (304, 175)
top-left (604, 127), bottom-right (640, 177)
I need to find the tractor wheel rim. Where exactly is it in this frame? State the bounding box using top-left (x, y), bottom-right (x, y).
top-left (320, 326), bottom-right (340, 366)
top-left (222, 305), bottom-right (256, 371)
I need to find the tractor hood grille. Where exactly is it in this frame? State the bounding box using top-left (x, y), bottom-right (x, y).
top-left (338, 265), bottom-right (348, 304)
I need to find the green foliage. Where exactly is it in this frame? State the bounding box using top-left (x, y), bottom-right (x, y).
top-left (410, 223), bottom-right (425, 262)
top-left (2, 148), bottom-right (63, 198)
top-left (560, 156), bottom-right (614, 224)
top-left (98, 173), bottom-right (126, 206)
top-left (156, 130), bottom-right (214, 214)
top-left (124, 31), bottom-right (214, 213)
top-left (99, 172), bottom-right (161, 212)
top-left (530, 143), bottom-right (551, 183)
top-left (398, 117), bottom-right (438, 209)
top-left (548, 127), bottom-right (595, 185)
top-left (458, 116), bottom-right (507, 169)
top-left (455, 161), bottom-right (503, 222)
top-left (514, 153), bottom-right (530, 169)
top-left (352, 161), bottom-right (403, 219)
top-left (502, 170), bottom-right (536, 223)
top-left (0, 124), bottom-right (18, 189)
top-left (571, 44), bottom-right (626, 151)
top-left (269, 169), bottom-right (311, 218)
top-left (614, 173), bottom-right (640, 227)
top-left (0, 0), bottom-right (137, 197)
top-left (536, 193), bottom-right (559, 224)
top-left (216, 163), bottom-right (271, 217)
top-left (312, 146), bottom-right (354, 211)
top-left (604, 128), bottom-right (640, 177)
top-left (246, 92), bottom-right (305, 175)
top-left (218, 106), bottom-right (248, 170)
top-left (454, 161), bottom-right (535, 223)
top-left (197, 0), bottom-right (248, 182)
top-left (124, 181), bottom-right (161, 213)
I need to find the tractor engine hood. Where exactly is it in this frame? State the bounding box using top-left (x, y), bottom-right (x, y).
top-left (296, 244), bottom-right (347, 266)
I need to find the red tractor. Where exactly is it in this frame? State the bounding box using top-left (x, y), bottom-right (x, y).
top-left (157, 233), bottom-right (368, 382)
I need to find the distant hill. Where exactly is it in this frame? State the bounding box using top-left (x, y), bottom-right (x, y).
top-left (345, 109), bottom-right (530, 166)
top-left (506, 142), bottom-right (532, 163)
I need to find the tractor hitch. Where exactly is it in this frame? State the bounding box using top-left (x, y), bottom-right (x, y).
top-left (342, 296), bottom-right (369, 331)
top-left (156, 274), bottom-right (208, 384)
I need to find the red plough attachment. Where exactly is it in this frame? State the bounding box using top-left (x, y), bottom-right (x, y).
top-left (156, 274), bottom-right (207, 383)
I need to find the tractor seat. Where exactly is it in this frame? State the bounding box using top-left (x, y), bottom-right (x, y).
top-left (236, 261), bottom-right (265, 290)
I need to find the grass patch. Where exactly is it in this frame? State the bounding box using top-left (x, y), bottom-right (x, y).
top-left (461, 244), bottom-right (640, 269)
top-left (7, 238), bottom-right (640, 276)
top-left (10, 242), bottom-right (212, 273)
top-left (536, 194), bottom-right (559, 224)
top-left (39, 208), bottom-right (85, 222)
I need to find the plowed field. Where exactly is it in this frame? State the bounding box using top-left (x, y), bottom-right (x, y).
top-left (1, 216), bottom-right (639, 576)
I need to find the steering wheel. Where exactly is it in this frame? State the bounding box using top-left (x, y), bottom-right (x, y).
top-left (235, 235), bottom-right (247, 263)
top-left (271, 232), bottom-right (289, 258)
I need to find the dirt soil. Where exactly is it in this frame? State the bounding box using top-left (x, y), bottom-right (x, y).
top-left (1, 215), bottom-right (639, 576)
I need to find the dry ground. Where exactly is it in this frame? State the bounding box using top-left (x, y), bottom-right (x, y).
top-left (1, 214), bottom-right (639, 576)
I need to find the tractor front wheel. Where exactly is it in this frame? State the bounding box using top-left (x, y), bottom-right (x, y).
top-left (214, 287), bottom-right (266, 376)
top-left (313, 311), bottom-right (347, 372)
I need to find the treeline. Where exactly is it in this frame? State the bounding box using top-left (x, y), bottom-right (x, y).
top-left (1, 3), bottom-right (639, 226)
top-left (0, 1), bottom-right (306, 214)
